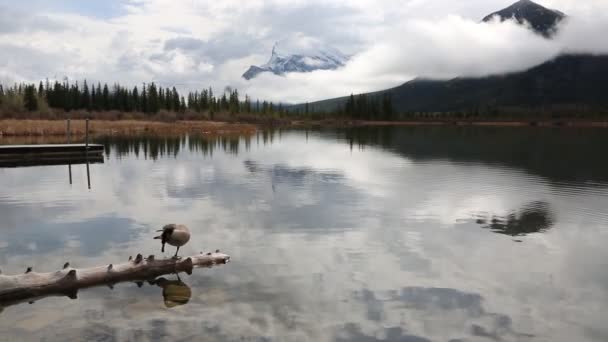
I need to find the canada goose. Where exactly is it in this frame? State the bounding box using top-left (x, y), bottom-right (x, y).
top-left (154, 224), bottom-right (191, 258)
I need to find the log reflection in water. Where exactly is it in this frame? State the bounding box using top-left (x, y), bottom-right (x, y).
top-left (0, 252), bottom-right (229, 312)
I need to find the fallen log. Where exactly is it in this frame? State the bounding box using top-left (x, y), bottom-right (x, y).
top-left (0, 250), bottom-right (230, 309)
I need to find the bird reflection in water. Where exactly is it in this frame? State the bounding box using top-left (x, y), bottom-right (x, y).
top-left (153, 275), bottom-right (192, 308)
top-left (475, 201), bottom-right (554, 237)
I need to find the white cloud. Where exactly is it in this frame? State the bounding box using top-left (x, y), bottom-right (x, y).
top-left (0, 0), bottom-right (607, 103)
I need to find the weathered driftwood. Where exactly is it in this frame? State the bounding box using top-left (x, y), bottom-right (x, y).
top-left (0, 251), bottom-right (229, 309)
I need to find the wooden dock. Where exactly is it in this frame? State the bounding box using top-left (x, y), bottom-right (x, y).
top-left (0, 155), bottom-right (104, 168)
top-left (0, 144), bottom-right (104, 168)
top-left (0, 144), bottom-right (104, 156)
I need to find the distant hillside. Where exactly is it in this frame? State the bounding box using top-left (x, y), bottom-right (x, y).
top-left (482, 0), bottom-right (565, 37)
top-left (295, 55), bottom-right (608, 116)
top-left (289, 1), bottom-right (606, 118)
top-left (390, 55), bottom-right (608, 113)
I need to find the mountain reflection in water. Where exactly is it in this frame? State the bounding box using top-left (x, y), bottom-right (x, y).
top-left (1, 126), bottom-right (608, 341)
top-left (95, 126), bottom-right (608, 185)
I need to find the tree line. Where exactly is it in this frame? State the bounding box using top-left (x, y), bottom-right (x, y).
top-left (1, 79), bottom-right (400, 121)
top-left (289, 93), bottom-right (396, 121)
top-left (0, 80), bottom-right (290, 118)
top-left (343, 93), bottom-right (395, 121)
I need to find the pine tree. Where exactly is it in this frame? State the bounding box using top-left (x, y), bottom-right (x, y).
top-left (102, 84), bottom-right (110, 110)
top-left (71, 82), bottom-right (81, 111)
top-left (381, 93), bottom-right (394, 121)
top-left (345, 94), bottom-right (355, 118)
top-left (132, 86), bottom-right (140, 112)
top-left (23, 85), bottom-right (38, 111)
top-left (244, 95), bottom-right (251, 113)
top-left (141, 84), bottom-right (148, 113)
top-left (208, 88), bottom-right (214, 113)
top-left (187, 92), bottom-right (194, 111)
top-left (62, 80), bottom-right (70, 111)
top-left (229, 89), bottom-right (239, 114)
top-left (159, 87), bottom-right (165, 111)
top-left (95, 83), bottom-right (103, 110)
top-left (148, 82), bottom-right (159, 113)
top-left (220, 93), bottom-right (228, 111)
top-left (82, 80), bottom-right (91, 110)
top-left (172, 87), bottom-right (180, 112)
top-left (180, 96), bottom-right (186, 113)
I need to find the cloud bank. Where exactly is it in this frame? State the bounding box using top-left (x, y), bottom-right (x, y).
top-left (0, 0), bottom-right (607, 104)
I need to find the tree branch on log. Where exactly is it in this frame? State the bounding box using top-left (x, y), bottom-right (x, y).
top-left (0, 251), bottom-right (230, 310)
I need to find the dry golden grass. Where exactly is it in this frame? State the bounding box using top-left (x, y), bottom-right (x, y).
top-left (0, 119), bottom-right (257, 137)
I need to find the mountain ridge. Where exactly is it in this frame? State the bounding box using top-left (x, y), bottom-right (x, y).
top-left (292, 54), bottom-right (608, 116)
top-left (243, 42), bottom-right (349, 80)
top-left (288, 1), bottom-right (608, 117)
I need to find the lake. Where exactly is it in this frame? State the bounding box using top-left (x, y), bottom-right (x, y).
top-left (1, 126), bottom-right (608, 341)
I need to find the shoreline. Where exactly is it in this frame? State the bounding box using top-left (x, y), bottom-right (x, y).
top-left (1, 118), bottom-right (608, 139)
top-left (289, 119), bottom-right (608, 129)
top-left (0, 119), bottom-right (257, 138)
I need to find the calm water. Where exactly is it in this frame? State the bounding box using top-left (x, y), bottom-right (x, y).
top-left (1, 126), bottom-right (608, 342)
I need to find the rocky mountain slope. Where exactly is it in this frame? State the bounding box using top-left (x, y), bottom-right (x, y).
top-left (243, 42), bottom-right (349, 80)
top-left (482, 0), bottom-right (565, 37)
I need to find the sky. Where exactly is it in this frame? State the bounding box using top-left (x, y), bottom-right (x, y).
top-left (0, 0), bottom-right (607, 104)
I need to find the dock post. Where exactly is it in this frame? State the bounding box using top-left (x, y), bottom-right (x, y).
top-left (85, 118), bottom-right (89, 150)
top-left (86, 160), bottom-right (91, 190)
top-left (85, 117), bottom-right (91, 190)
top-left (66, 118), bottom-right (71, 144)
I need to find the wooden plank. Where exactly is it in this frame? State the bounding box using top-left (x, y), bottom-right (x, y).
top-left (0, 144), bottom-right (104, 155)
top-left (0, 155), bottom-right (104, 168)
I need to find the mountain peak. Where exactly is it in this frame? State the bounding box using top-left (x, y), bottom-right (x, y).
top-left (271, 42), bottom-right (278, 56)
top-left (243, 41), bottom-right (349, 80)
top-left (482, 0), bottom-right (565, 37)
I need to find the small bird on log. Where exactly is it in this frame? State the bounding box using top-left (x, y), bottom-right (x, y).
top-left (154, 224), bottom-right (191, 258)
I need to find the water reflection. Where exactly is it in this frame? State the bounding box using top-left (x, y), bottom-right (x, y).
top-left (474, 201), bottom-right (554, 237)
top-left (1, 127), bottom-right (608, 341)
top-left (244, 160), bottom-right (344, 187)
top-left (97, 134), bottom-right (257, 160)
top-left (352, 287), bottom-right (534, 341)
top-left (340, 126), bottom-right (608, 183)
top-left (90, 126), bottom-right (608, 185)
top-left (0, 271), bottom-right (198, 314)
top-left (154, 276), bottom-right (192, 308)
top-left (336, 324), bottom-right (430, 342)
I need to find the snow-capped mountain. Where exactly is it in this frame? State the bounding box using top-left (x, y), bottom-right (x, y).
top-left (242, 42), bottom-right (349, 80)
top-left (482, 0), bottom-right (565, 37)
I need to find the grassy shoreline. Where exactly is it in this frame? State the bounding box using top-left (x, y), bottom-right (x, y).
top-left (1, 118), bottom-right (607, 139)
top-left (0, 119), bottom-right (257, 137)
